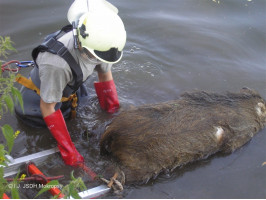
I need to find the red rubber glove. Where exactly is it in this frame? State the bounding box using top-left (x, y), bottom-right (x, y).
top-left (44, 109), bottom-right (84, 166)
top-left (94, 79), bottom-right (120, 113)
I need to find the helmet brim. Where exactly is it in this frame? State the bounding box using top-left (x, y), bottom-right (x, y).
top-left (85, 47), bottom-right (123, 64)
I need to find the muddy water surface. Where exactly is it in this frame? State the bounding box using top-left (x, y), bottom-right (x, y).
top-left (0, 0), bottom-right (265, 198)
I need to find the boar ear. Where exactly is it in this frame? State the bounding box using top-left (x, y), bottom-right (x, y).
top-left (100, 133), bottom-right (113, 155)
top-left (240, 87), bottom-right (259, 95)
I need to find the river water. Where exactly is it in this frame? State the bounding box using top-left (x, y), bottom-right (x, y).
top-left (0, 0), bottom-right (265, 198)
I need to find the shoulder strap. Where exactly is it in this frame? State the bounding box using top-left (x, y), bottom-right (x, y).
top-left (32, 25), bottom-right (83, 92)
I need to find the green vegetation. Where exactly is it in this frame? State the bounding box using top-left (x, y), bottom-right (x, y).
top-left (35, 171), bottom-right (87, 199)
top-left (0, 36), bottom-right (23, 198)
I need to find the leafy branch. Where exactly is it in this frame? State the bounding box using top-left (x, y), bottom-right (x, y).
top-left (0, 36), bottom-right (22, 199)
top-left (0, 36), bottom-right (16, 59)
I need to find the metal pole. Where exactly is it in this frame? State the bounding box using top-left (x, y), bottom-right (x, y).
top-left (3, 147), bottom-right (59, 178)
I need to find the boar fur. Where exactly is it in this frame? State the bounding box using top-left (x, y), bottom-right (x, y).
top-left (100, 88), bottom-right (266, 184)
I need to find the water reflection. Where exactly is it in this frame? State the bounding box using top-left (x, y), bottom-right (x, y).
top-left (0, 0), bottom-right (265, 198)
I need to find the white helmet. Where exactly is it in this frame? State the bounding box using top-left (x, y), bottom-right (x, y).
top-left (77, 11), bottom-right (126, 64)
top-left (67, 0), bottom-right (118, 25)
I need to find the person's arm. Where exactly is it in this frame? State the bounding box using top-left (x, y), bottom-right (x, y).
top-left (97, 69), bottom-right (113, 82)
top-left (94, 70), bottom-right (120, 113)
top-left (40, 99), bottom-right (56, 118)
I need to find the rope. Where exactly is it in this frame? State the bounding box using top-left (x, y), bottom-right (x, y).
top-left (23, 161), bottom-right (63, 184)
top-left (1, 60), bottom-right (21, 73)
top-left (1, 60), bottom-right (34, 73)
top-left (2, 60), bottom-right (77, 118)
top-left (15, 74), bottom-right (40, 95)
top-left (100, 172), bottom-right (124, 191)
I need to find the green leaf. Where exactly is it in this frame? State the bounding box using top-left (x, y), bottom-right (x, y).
top-left (0, 145), bottom-right (10, 167)
top-left (0, 163), bottom-right (7, 167)
top-left (1, 104), bottom-right (8, 114)
top-left (0, 167), bottom-right (7, 185)
top-left (3, 95), bottom-right (14, 114)
top-left (34, 180), bottom-right (59, 198)
top-left (11, 182), bottom-right (20, 199)
top-left (70, 170), bottom-right (77, 181)
top-left (10, 172), bottom-right (20, 199)
top-left (69, 183), bottom-right (81, 199)
top-left (52, 191), bottom-right (63, 199)
top-left (78, 177), bottom-right (87, 191)
top-left (0, 36), bottom-right (16, 58)
top-left (1, 125), bottom-right (14, 153)
top-left (11, 87), bottom-right (24, 113)
top-left (0, 144), bottom-right (6, 162)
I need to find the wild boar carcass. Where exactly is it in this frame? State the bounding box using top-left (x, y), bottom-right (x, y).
top-left (100, 88), bottom-right (266, 184)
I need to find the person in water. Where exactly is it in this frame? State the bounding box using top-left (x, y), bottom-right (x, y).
top-left (15, 0), bottom-right (127, 167)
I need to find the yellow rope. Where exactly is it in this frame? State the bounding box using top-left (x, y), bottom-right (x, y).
top-left (15, 74), bottom-right (78, 117)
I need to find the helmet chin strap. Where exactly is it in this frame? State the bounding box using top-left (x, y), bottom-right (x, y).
top-left (79, 46), bottom-right (99, 63)
top-left (78, 42), bottom-right (82, 50)
top-left (74, 22), bottom-right (97, 62)
top-left (72, 21), bottom-right (80, 49)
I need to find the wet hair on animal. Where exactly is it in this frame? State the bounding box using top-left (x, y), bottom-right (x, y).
top-left (100, 88), bottom-right (266, 184)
